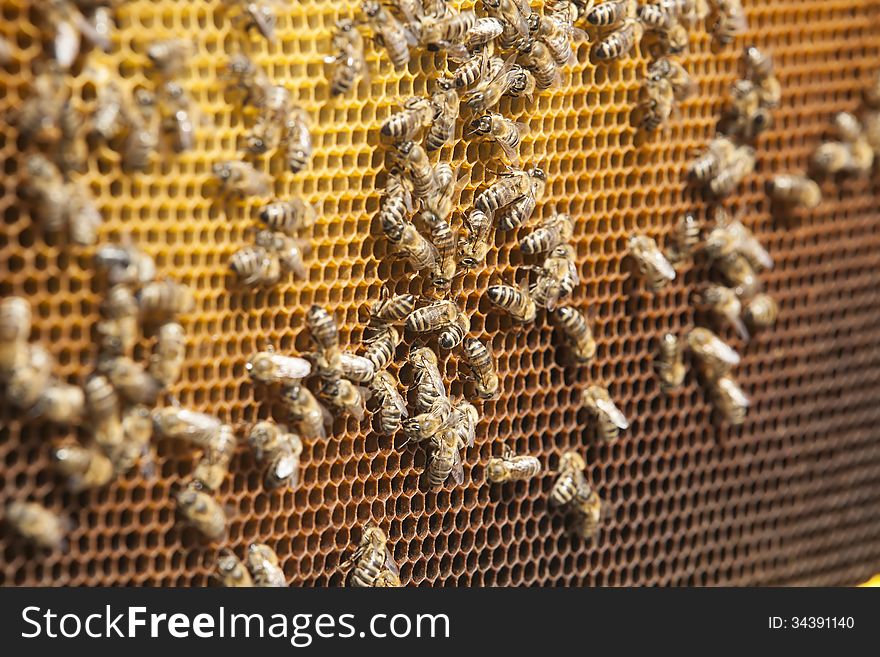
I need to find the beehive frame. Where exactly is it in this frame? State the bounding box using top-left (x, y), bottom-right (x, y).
top-left (2, 0), bottom-right (880, 586)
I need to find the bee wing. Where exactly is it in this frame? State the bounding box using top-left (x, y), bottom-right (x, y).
top-left (741, 236), bottom-right (774, 270)
top-left (495, 135), bottom-right (520, 163)
top-left (445, 43), bottom-right (470, 61)
top-left (595, 397), bottom-right (629, 430)
top-left (705, 336), bottom-right (742, 368)
top-left (719, 378), bottom-right (751, 408)
top-left (384, 548), bottom-right (400, 576)
top-left (509, 0), bottom-right (532, 38)
top-left (461, 417), bottom-right (476, 448)
top-left (275, 355), bottom-right (312, 381)
top-left (75, 12), bottom-right (111, 52)
top-left (730, 314), bottom-right (750, 341)
top-left (451, 449), bottom-right (465, 486)
top-left (54, 20), bottom-right (81, 69)
top-left (247, 6), bottom-right (277, 41)
top-left (645, 247), bottom-right (677, 282)
top-left (391, 391), bottom-right (409, 418)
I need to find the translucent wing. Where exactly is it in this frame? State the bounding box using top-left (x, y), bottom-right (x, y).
top-left (272, 354), bottom-right (312, 381)
top-left (390, 389), bottom-right (409, 417)
top-left (704, 335), bottom-right (742, 367)
top-left (718, 377), bottom-right (750, 408)
top-left (54, 20), bottom-right (80, 69)
top-left (451, 449), bottom-right (465, 486)
top-left (384, 548), bottom-right (400, 576)
top-left (595, 396), bottom-right (629, 430)
top-left (645, 246), bottom-right (677, 282)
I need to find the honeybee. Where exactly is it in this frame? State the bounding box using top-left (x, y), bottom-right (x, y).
top-left (549, 451), bottom-right (590, 508)
top-left (469, 113), bottom-right (529, 163)
top-left (16, 67), bottom-right (65, 144)
top-left (383, 215), bottom-right (440, 273)
top-left (58, 99), bottom-right (88, 175)
top-left (193, 424), bottom-right (236, 491)
top-left (487, 447), bottom-right (541, 483)
top-left (465, 16), bottom-right (504, 50)
top-left (449, 399), bottom-right (479, 448)
top-left (225, 54), bottom-right (270, 106)
top-left (709, 145), bottom-right (755, 197)
top-left (715, 252), bottom-right (760, 299)
top-left (118, 404), bottom-right (156, 475)
top-left (370, 370), bottom-right (409, 435)
top-left (722, 79), bottom-right (771, 141)
top-left (709, 375), bottom-right (749, 425)
top-left (586, 0), bottom-right (636, 26)
top-left (146, 39), bottom-right (192, 78)
top-left (338, 352), bottom-right (377, 383)
top-left (438, 311), bottom-right (470, 350)
top-left (259, 198), bottom-right (316, 235)
top-left (84, 374), bottom-right (119, 427)
top-left (94, 243), bottom-right (156, 288)
top-left (485, 284), bottom-right (536, 323)
top-left (306, 305), bottom-right (340, 357)
top-left (687, 136), bottom-right (737, 183)
top-left (576, 489), bottom-right (603, 540)
top-left (459, 337), bottom-right (499, 399)
top-left (414, 9), bottom-right (476, 51)
top-left (458, 208), bottom-right (494, 268)
top-left (361, 0), bottom-right (414, 69)
top-left (743, 45), bottom-right (780, 108)
top-left (23, 154), bottom-right (68, 234)
top-left (519, 40), bottom-right (561, 90)
top-left (530, 244), bottom-right (579, 310)
top-left (248, 421), bottom-right (303, 490)
top-left (282, 383), bottom-right (329, 439)
top-left (519, 213), bottom-right (572, 254)
top-left (812, 142), bottom-right (864, 176)
top-left (363, 325), bottom-right (400, 371)
top-left (33, 381), bottom-right (85, 424)
top-left (639, 67), bottom-right (676, 131)
top-left (216, 550), bottom-right (254, 587)
top-left (152, 406), bottom-right (223, 449)
top-left (327, 19), bottom-right (366, 96)
top-left (767, 174), bottom-right (821, 209)
top-left (593, 20), bottom-right (643, 61)
top-left (629, 235), bottom-right (676, 291)
top-left (665, 214), bottom-right (701, 269)
top-left (159, 81), bottom-right (196, 153)
top-left (484, 0), bottom-right (532, 51)
top-left (743, 293), bottom-right (778, 330)
top-left (0, 297), bottom-right (31, 377)
top-left (395, 140), bottom-right (438, 202)
top-left (247, 351), bottom-right (311, 386)
top-left (52, 441), bottom-right (115, 491)
top-left (381, 97), bottom-right (433, 143)
top-left (90, 74), bottom-right (127, 141)
top-left (710, 0), bottom-right (747, 47)
top-left (423, 219), bottom-right (457, 292)
top-left (342, 526), bottom-right (398, 587)
top-left (465, 59), bottom-right (536, 112)
top-left (475, 166), bottom-right (537, 218)
top-left (104, 353), bottom-right (161, 407)
top-left (213, 161), bottom-right (272, 197)
top-left (176, 482), bottom-right (227, 541)
top-left (638, 2), bottom-right (688, 54)
top-left (694, 284), bottom-right (748, 339)
top-left (453, 51), bottom-right (499, 91)
top-left (319, 378), bottom-right (367, 421)
top-left (687, 327), bottom-right (740, 379)
top-left (284, 109), bottom-right (312, 174)
top-left (654, 332), bottom-right (685, 391)
top-left (581, 385), bottom-right (629, 442)
top-left (224, 0), bottom-right (278, 41)
top-left (247, 543), bottom-right (286, 587)
top-left (422, 163), bottom-right (458, 222)
top-left (369, 292), bottom-right (417, 326)
top-left (553, 306), bottom-right (596, 363)
top-left (149, 322), bottom-right (186, 388)
top-left (230, 245), bottom-right (281, 286)
top-left (530, 12), bottom-right (587, 66)
top-left (138, 279), bottom-right (195, 321)
top-left (67, 179), bottom-right (103, 246)
top-left (703, 211), bottom-right (773, 272)
top-left (246, 84), bottom-right (291, 154)
top-left (409, 347), bottom-right (446, 413)
top-left (121, 87), bottom-right (159, 172)
top-left (404, 395), bottom-right (454, 443)
top-left (253, 230), bottom-right (309, 278)
top-left (5, 501), bottom-right (68, 551)
top-left (6, 344), bottom-right (53, 411)
top-left (426, 78), bottom-right (459, 151)
top-left (424, 429), bottom-right (465, 488)
top-left (405, 300), bottom-right (459, 336)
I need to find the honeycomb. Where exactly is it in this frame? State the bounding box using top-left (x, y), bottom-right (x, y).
top-left (3, 0), bottom-right (880, 587)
